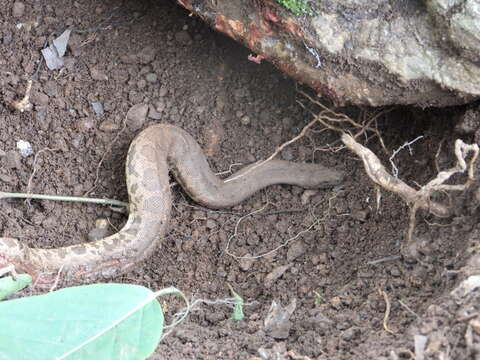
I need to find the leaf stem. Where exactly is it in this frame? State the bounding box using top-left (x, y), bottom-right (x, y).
top-left (0, 191), bottom-right (128, 208)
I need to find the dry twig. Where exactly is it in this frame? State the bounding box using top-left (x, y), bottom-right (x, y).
top-left (379, 288), bottom-right (396, 335)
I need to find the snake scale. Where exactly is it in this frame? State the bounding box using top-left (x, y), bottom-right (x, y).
top-left (0, 124), bottom-right (343, 288)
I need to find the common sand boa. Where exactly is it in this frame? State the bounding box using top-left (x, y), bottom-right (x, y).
top-left (0, 124), bottom-right (343, 288)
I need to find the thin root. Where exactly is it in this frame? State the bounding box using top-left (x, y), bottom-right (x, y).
top-left (379, 288), bottom-right (396, 335)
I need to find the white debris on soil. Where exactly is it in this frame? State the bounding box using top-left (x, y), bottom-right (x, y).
top-left (41, 29), bottom-right (71, 70)
top-left (16, 140), bottom-right (33, 157)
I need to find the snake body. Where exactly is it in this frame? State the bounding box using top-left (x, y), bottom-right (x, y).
top-left (0, 124), bottom-right (343, 288)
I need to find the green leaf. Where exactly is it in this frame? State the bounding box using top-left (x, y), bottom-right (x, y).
top-left (0, 274), bottom-right (32, 300)
top-left (228, 284), bottom-right (244, 321)
top-left (0, 284), bottom-right (183, 360)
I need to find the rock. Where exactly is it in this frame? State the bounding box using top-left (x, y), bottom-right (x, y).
top-left (175, 30), bottom-right (192, 45)
top-left (205, 219), bottom-right (217, 229)
top-left (177, 0), bottom-right (480, 106)
top-left (351, 209), bottom-right (369, 222)
top-left (159, 86), bottom-right (168, 97)
top-left (0, 172), bottom-right (13, 184)
top-left (389, 266), bottom-right (401, 277)
top-left (240, 115), bottom-right (251, 125)
top-left (87, 218), bottom-right (110, 241)
top-left (330, 296), bottom-right (342, 309)
top-left (4, 151), bottom-right (22, 169)
top-left (286, 241), bottom-right (306, 262)
top-left (32, 91), bottom-right (49, 106)
top-left (154, 99), bottom-right (166, 112)
top-left (137, 79), bottom-right (147, 90)
top-left (77, 117), bottom-right (95, 132)
top-left (119, 54), bottom-right (138, 64)
top-left (342, 326), bottom-right (361, 341)
top-left (264, 299), bottom-right (296, 339)
top-left (239, 255), bottom-right (254, 271)
top-left (305, 309), bottom-right (333, 332)
top-left (35, 107), bottom-right (50, 130)
top-left (128, 90), bottom-right (143, 104)
top-left (148, 105), bottom-right (162, 120)
top-left (264, 264), bottom-right (290, 288)
top-left (138, 46), bottom-right (156, 64)
top-left (90, 67), bottom-right (108, 81)
top-left (145, 73), bottom-right (158, 83)
top-left (3, 31), bottom-right (13, 45)
top-left (127, 103), bottom-right (149, 130)
top-left (99, 119), bottom-right (119, 132)
top-left (12, 1), bottom-right (25, 17)
top-left (43, 80), bottom-right (59, 97)
top-left (111, 69), bottom-right (129, 83)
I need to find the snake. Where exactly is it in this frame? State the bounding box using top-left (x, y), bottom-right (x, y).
top-left (0, 124), bottom-right (343, 288)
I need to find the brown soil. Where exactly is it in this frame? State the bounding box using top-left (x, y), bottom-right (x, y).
top-left (1, 0), bottom-right (479, 359)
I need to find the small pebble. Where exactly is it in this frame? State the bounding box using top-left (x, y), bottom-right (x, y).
top-left (329, 296), bottom-right (342, 309)
top-left (145, 73), bottom-right (158, 83)
top-left (90, 101), bottom-right (104, 116)
top-left (342, 327), bottom-right (361, 341)
top-left (77, 117), bottom-right (95, 132)
top-left (88, 218), bottom-right (109, 241)
top-left (12, 1), bottom-right (25, 17)
top-left (175, 30), bottom-right (192, 45)
top-left (389, 267), bottom-right (401, 277)
top-left (127, 103), bottom-right (149, 130)
top-left (286, 241), bottom-right (306, 262)
top-left (352, 209), bottom-right (368, 221)
top-left (239, 255), bottom-right (254, 271)
top-left (35, 107), bottom-right (50, 130)
top-left (148, 105), bottom-right (162, 120)
top-left (137, 79), bottom-right (147, 90)
top-left (155, 99), bottom-right (166, 112)
top-left (240, 115), bottom-right (251, 125)
top-left (4, 151), bottom-right (22, 169)
top-left (159, 86), bottom-right (168, 97)
top-left (264, 265), bottom-right (290, 288)
top-left (205, 219), bottom-right (217, 229)
top-left (90, 67), bottom-right (108, 81)
top-left (32, 92), bottom-right (49, 106)
top-left (138, 46), bottom-right (157, 64)
top-left (99, 119), bottom-right (119, 132)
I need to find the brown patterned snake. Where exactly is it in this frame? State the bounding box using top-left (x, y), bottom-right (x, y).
top-left (0, 124), bottom-right (343, 288)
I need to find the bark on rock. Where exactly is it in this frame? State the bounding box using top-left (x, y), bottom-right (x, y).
top-left (176, 0), bottom-right (480, 107)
